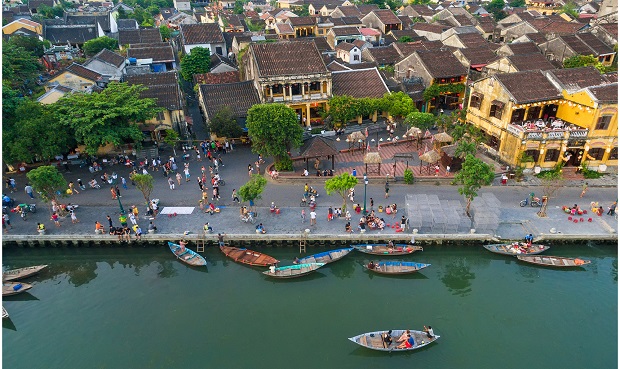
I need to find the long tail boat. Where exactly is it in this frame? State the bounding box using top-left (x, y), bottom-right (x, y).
top-left (3, 282), bottom-right (33, 296)
top-left (365, 261), bottom-right (430, 275)
top-left (517, 255), bottom-right (591, 268)
top-left (294, 248), bottom-right (354, 264)
top-left (353, 244), bottom-right (423, 256)
top-left (348, 329), bottom-right (440, 352)
top-left (3, 265), bottom-right (48, 282)
top-left (220, 245), bottom-right (279, 267)
top-left (484, 244), bottom-right (549, 256)
top-left (263, 263), bottom-right (325, 279)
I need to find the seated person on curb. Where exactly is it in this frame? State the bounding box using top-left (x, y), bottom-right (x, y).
top-left (423, 326), bottom-right (435, 338)
top-left (37, 223), bottom-right (46, 232)
top-left (345, 222), bottom-right (352, 233)
top-left (206, 202), bottom-right (216, 215)
top-left (270, 202), bottom-right (277, 213)
top-left (148, 221), bottom-right (157, 233)
top-left (396, 334), bottom-right (415, 349)
top-left (204, 222), bottom-right (213, 234)
top-left (95, 221), bottom-right (104, 233)
top-left (255, 223), bottom-right (266, 234)
top-left (302, 169), bottom-right (309, 177)
top-left (381, 330), bottom-right (393, 346)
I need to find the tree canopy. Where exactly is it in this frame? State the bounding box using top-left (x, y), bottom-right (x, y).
top-left (82, 36), bottom-right (119, 56)
top-left (209, 106), bottom-right (243, 138)
top-left (563, 54), bottom-right (605, 72)
top-left (486, 0), bottom-right (507, 20)
top-left (324, 172), bottom-right (359, 211)
top-left (26, 166), bottom-right (67, 204)
top-left (159, 25), bottom-right (172, 41)
top-left (130, 173), bottom-right (154, 205)
top-left (2, 42), bottom-right (43, 93)
top-left (453, 154), bottom-right (495, 216)
top-left (404, 112), bottom-right (435, 131)
top-left (53, 82), bottom-right (162, 155)
top-left (246, 103), bottom-right (303, 169)
top-left (180, 47), bottom-right (211, 81)
top-left (379, 91), bottom-right (415, 118)
top-left (238, 174), bottom-right (267, 205)
top-left (7, 36), bottom-right (50, 58)
top-left (327, 95), bottom-right (358, 127)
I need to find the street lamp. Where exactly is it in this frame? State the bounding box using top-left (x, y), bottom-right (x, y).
top-left (117, 195), bottom-right (125, 215)
top-left (363, 173), bottom-right (368, 215)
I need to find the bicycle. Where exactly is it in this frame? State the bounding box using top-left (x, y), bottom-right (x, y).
top-left (240, 213), bottom-right (256, 224)
top-left (217, 179), bottom-right (226, 186)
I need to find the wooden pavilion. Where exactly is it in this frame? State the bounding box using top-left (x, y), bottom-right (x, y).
top-left (297, 136), bottom-right (338, 170)
top-left (419, 149), bottom-right (441, 174)
top-left (363, 152), bottom-right (382, 175)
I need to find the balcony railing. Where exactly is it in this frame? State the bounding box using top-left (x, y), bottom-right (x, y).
top-left (507, 119), bottom-right (588, 140)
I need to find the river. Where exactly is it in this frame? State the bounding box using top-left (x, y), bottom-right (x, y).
top-left (2, 243), bottom-right (617, 369)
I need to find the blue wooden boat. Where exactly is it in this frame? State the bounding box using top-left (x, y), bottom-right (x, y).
top-left (263, 263), bottom-right (325, 279)
top-left (168, 242), bottom-right (207, 267)
top-left (349, 329), bottom-right (440, 352)
top-left (294, 247), bottom-right (354, 264)
top-left (353, 244), bottom-right (423, 256)
top-left (365, 261), bottom-right (430, 275)
top-left (484, 243), bottom-right (549, 256)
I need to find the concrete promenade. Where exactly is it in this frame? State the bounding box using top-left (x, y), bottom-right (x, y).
top-left (2, 132), bottom-right (618, 247)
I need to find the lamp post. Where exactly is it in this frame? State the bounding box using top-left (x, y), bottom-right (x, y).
top-left (117, 195), bottom-right (125, 215)
top-left (363, 173), bottom-right (368, 215)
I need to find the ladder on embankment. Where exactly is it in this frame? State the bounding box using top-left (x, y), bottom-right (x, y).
top-left (197, 231), bottom-right (206, 253)
top-left (299, 231), bottom-right (307, 254)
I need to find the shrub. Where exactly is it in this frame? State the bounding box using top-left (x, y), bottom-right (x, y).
top-left (275, 156), bottom-right (293, 171)
top-left (403, 168), bottom-right (414, 184)
top-left (310, 127), bottom-right (322, 134)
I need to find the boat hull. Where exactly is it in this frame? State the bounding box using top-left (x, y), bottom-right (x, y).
top-left (365, 261), bottom-right (430, 275)
top-left (348, 329), bottom-right (440, 352)
top-left (295, 248), bottom-right (354, 264)
top-left (220, 245), bottom-right (279, 267)
top-left (2, 282), bottom-right (33, 296)
top-left (3, 265), bottom-right (48, 282)
top-left (353, 244), bottom-right (423, 256)
top-left (484, 244), bottom-right (549, 256)
top-left (263, 263), bottom-right (325, 278)
top-left (2, 306), bottom-right (8, 319)
top-left (168, 242), bottom-right (207, 266)
top-left (517, 255), bottom-right (591, 267)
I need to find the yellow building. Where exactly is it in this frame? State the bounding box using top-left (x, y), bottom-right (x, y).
top-left (466, 67), bottom-right (618, 171)
top-left (2, 18), bottom-right (43, 37)
top-left (47, 63), bottom-right (103, 92)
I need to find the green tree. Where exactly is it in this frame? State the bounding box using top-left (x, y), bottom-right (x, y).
top-left (327, 95), bottom-right (358, 127)
top-left (246, 19), bottom-right (264, 32)
top-left (293, 4), bottom-right (310, 16)
top-left (536, 163), bottom-right (565, 218)
top-left (26, 165), bottom-right (67, 205)
top-left (3, 100), bottom-right (76, 164)
top-left (180, 47), bottom-right (211, 81)
top-left (325, 172), bottom-right (359, 211)
top-left (558, 1), bottom-right (579, 18)
top-left (409, 0), bottom-right (431, 4)
top-left (404, 112), bottom-right (435, 131)
top-left (453, 154), bottom-right (495, 217)
top-left (398, 36), bottom-right (414, 42)
top-left (486, 0), bottom-right (507, 20)
top-left (36, 4), bottom-right (65, 18)
top-left (238, 174), bottom-right (267, 206)
top-left (159, 25), bottom-right (172, 41)
top-left (379, 91), bottom-right (415, 118)
top-left (209, 106), bottom-right (243, 138)
top-left (2, 42), bottom-right (43, 93)
top-left (563, 54), bottom-right (605, 72)
top-left (146, 4), bottom-right (160, 15)
top-left (163, 129), bottom-right (179, 155)
top-left (8, 36), bottom-right (50, 58)
top-left (246, 103), bottom-right (303, 170)
top-left (82, 36), bottom-right (119, 56)
top-left (53, 82), bottom-right (162, 155)
top-left (508, 0), bottom-right (525, 6)
top-left (233, 0), bottom-right (244, 14)
top-left (130, 173), bottom-right (154, 205)
top-left (2, 85), bottom-right (23, 121)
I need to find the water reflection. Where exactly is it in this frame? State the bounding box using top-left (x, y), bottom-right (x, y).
top-left (329, 259), bottom-right (355, 279)
top-left (2, 318), bottom-right (17, 331)
top-left (157, 259), bottom-right (179, 279)
top-left (3, 292), bottom-right (39, 302)
top-left (612, 259), bottom-right (617, 282)
top-left (440, 259), bottom-right (475, 296)
top-left (262, 272), bottom-right (327, 284)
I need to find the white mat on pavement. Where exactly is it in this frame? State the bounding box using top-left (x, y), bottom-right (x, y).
top-left (160, 207), bottom-right (195, 215)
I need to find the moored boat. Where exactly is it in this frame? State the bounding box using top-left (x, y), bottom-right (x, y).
top-left (365, 261), bottom-right (430, 275)
top-left (353, 244), bottom-right (423, 256)
top-left (220, 245), bottom-right (279, 267)
top-left (263, 263), bottom-right (325, 279)
top-left (484, 243), bottom-right (549, 256)
top-left (168, 242), bottom-right (207, 267)
top-left (2, 306), bottom-right (8, 319)
top-left (3, 282), bottom-right (33, 296)
top-left (517, 255), bottom-right (591, 267)
top-left (294, 247), bottom-right (354, 264)
top-left (3, 265), bottom-right (48, 282)
top-left (348, 329), bottom-right (440, 352)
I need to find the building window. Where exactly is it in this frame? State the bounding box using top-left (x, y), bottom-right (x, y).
top-left (526, 106), bottom-right (541, 121)
top-left (272, 84), bottom-right (283, 94)
top-left (595, 115), bottom-right (612, 130)
top-left (544, 149), bottom-right (560, 162)
top-left (609, 147), bottom-right (618, 160)
top-left (510, 108), bottom-right (525, 123)
top-left (470, 93), bottom-right (483, 109)
top-left (215, 46), bottom-right (223, 55)
top-left (157, 111), bottom-right (166, 121)
top-left (353, 54), bottom-right (359, 61)
top-left (484, 131), bottom-right (499, 150)
top-left (489, 100), bottom-right (504, 119)
top-left (524, 149), bottom-right (540, 163)
top-left (588, 148), bottom-right (605, 161)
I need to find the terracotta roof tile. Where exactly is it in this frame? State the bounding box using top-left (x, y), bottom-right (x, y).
top-left (507, 53), bottom-right (554, 71)
top-left (357, 4), bottom-right (380, 16)
top-left (193, 71), bottom-right (240, 84)
top-left (506, 41), bottom-right (541, 54)
top-left (118, 29), bottom-right (162, 45)
top-left (576, 33), bottom-right (614, 55)
top-left (587, 83), bottom-right (617, 103)
top-left (198, 81), bottom-right (260, 118)
top-left (393, 40), bottom-right (442, 56)
top-left (330, 26), bottom-right (361, 36)
top-left (410, 4), bottom-right (434, 16)
top-left (126, 72), bottom-right (182, 110)
top-left (331, 16), bottom-right (362, 25)
top-left (599, 23), bottom-right (618, 38)
top-left (455, 32), bottom-right (489, 48)
top-left (334, 5), bottom-right (362, 17)
top-left (366, 45), bottom-right (403, 65)
top-left (331, 68), bottom-right (389, 98)
top-left (335, 41), bottom-right (356, 52)
top-left (457, 46), bottom-right (496, 65)
top-left (288, 16), bottom-right (316, 26)
top-left (415, 49), bottom-right (467, 78)
top-left (546, 66), bottom-right (609, 90)
top-left (65, 63), bottom-right (102, 81)
top-left (251, 40), bottom-right (328, 77)
top-left (276, 23), bottom-right (295, 34)
top-left (495, 70), bottom-right (561, 103)
top-left (90, 48), bottom-right (125, 68)
top-left (299, 136), bottom-right (338, 157)
top-left (127, 45), bottom-right (175, 63)
top-left (412, 22), bottom-right (450, 34)
top-left (289, 36), bottom-right (333, 51)
top-left (181, 23), bottom-right (224, 45)
top-left (370, 9), bottom-right (401, 25)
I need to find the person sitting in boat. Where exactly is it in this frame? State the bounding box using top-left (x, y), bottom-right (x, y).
top-left (255, 223), bottom-right (266, 234)
top-left (387, 240), bottom-right (394, 253)
top-left (524, 234), bottom-right (533, 245)
top-left (368, 261), bottom-right (376, 270)
top-left (424, 326), bottom-right (435, 338)
top-left (179, 240), bottom-right (188, 252)
top-left (397, 334), bottom-right (415, 349)
top-left (293, 257), bottom-right (300, 265)
top-left (381, 330), bottom-right (393, 346)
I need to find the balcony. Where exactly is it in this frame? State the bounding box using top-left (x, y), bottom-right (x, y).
top-left (507, 119), bottom-right (588, 140)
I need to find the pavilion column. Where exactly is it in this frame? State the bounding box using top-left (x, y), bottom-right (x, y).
top-left (306, 103), bottom-right (311, 127)
top-left (269, 86), bottom-right (273, 99)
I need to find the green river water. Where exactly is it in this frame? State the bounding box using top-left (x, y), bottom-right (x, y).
top-left (2, 244), bottom-right (617, 369)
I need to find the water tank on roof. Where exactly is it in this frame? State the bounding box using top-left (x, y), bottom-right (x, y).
top-left (128, 57), bottom-right (137, 65)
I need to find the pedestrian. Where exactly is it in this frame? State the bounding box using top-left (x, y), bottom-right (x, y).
top-left (328, 206), bottom-right (333, 221)
top-left (607, 201), bottom-right (617, 216)
top-left (168, 177), bottom-right (175, 190)
top-left (51, 212), bottom-right (61, 227)
top-left (310, 210), bottom-right (317, 226)
top-left (115, 185), bottom-right (121, 197)
top-left (3, 213), bottom-right (11, 232)
top-left (129, 212), bottom-right (138, 226)
top-left (217, 233), bottom-right (225, 247)
top-left (176, 172), bottom-right (182, 186)
top-left (132, 206), bottom-right (139, 220)
top-left (122, 226), bottom-right (131, 242)
top-left (148, 221), bottom-right (157, 233)
top-left (370, 198), bottom-right (374, 210)
top-left (225, 141), bottom-right (230, 153)
top-left (434, 165), bottom-right (440, 177)
top-left (197, 178), bottom-right (204, 191)
top-left (248, 164), bottom-right (254, 177)
top-left (301, 209), bottom-right (306, 223)
top-left (111, 186), bottom-right (117, 200)
top-left (69, 181), bottom-right (79, 194)
top-left (119, 213), bottom-right (128, 227)
top-left (384, 180), bottom-right (390, 198)
top-left (446, 165), bottom-right (451, 174)
top-left (121, 176), bottom-right (128, 189)
top-left (212, 187), bottom-right (219, 201)
top-left (77, 178), bottom-right (86, 191)
top-left (106, 215), bottom-right (113, 231)
top-left (349, 188), bottom-right (355, 202)
top-left (580, 182), bottom-right (589, 198)
top-left (401, 215), bottom-right (408, 230)
top-left (184, 167), bottom-right (191, 182)
top-left (25, 184), bottom-right (35, 199)
top-left (70, 211), bottom-right (79, 224)
top-left (345, 210), bottom-right (351, 220)
top-left (232, 189), bottom-right (240, 203)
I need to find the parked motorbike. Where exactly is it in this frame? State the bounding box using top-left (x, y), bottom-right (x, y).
top-left (520, 193), bottom-right (542, 207)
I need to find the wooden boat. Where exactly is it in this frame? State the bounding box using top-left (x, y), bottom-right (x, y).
top-left (365, 261), bottom-right (430, 275)
top-left (167, 242), bottom-right (207, 267)
top-left (484, 244), bottom-right (549, 256)
top-left (294, 247), bottom-right (354, 265)
top-left (349, 329), bottom-right (440, 352)
top-left (353, 244), bottom-right (423, 256)
top-left (517, 255), bottom-right (591, 268)
top-left (3, 265), bottom-right (48, 281)
top-left (2, 282), bottom-right (33, 296)
top-left (263, 263), bottom-right (325, 279)
top-left (2, 306), bottom-right (8, 319)
top-left (220, 245), bottom-right (279, 267)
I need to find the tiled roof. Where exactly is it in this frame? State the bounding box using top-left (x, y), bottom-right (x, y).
top-left (388, 29), bottom-right (422, 42)
top-left (198, 81), bottom-right (260, 118)
top-left (603, 72), bottom-right (618, 82)
top-left (370, 9), bottom-right (401, 25)
top-left (410, 4), bottom-right (434, 16)
top-left (398, 15), bottom-right (413, 29)
top-left (331, 16), bottom-right (362, 25)
top-left (357, 4), bottom-right (379, 16)
top-left (360, 27), bottom-right (380, 36)
top-left (366, 45), bottom-right (402, 65)
top-left (393, 40), bottom-right (442, 56)
top-left (276, 23), bottom-right (295, 34)
top-left (65, 63), bottom-right (102, 81)
top-left (223, 14), bottom-right (244, 28)
top-left (457, 46), bottom-right (496, 66)
top-left (557, 34), bottom-right (593, 55)
top-left (193, 71), bottom-right (240, 85)
top-left (126, 72), bottom-right (182, 110)
top-left (475, 17), bottom-right (496, 33)
top-left (598, 23), bottom-right (618, 39)
top-left (576, 33), bottom-right (614, 55)
top-left (210, 53), bottom-right (236, 69)
top-left (118, 29), bottom-right (162, 45)
top-left (455, 32), bottom-right (488, 48)
top-left (412, 22), bottom-right (450, 34)
top-left (507, 53), bottom-right (554, 71)
top-left (181, 23), bottom-right (224, 45)
top-left (335, 5), bottom-right (362, 17)
top-left (415, 49), bottom-right (467, 78)
top-left (506, 41), bottom-right (540, 54)
top-left (289, 36), bottom-right (333, 51)
top-left (160, 8), bottom-right (175, 20)
top-left (117, 19), bottom-right (138, 29)
top-left (28, 0), bottom-right (54, 9)
top-left (65, 14), bottom-right (110, 31)
top-left (521, 32), bottom-right (547, 44)
top-left (546, 66), bottom-right (609, 90)
top-left (127, 45), bottom-right (175, 63)
top-left (495, 70), bottom-right (561, 103)
top-left (44, 24), bottom-right (98, 44)
top-left (352, 39), bottom-right (367, 48)
top-left (288, 16), bottom-right (316, 26)
top-left (330, 26), bottom-right (361, 36)
top-left (452, 14), bottom-right (474, 26)
top-left (331, 68), bottom-right (389, 98)
top-left (326, 60), bottom-right (350, 71)
top-left (335, 41), bottom-right (356, 52)
top-left (89, 48), bottom-right (125, 68)
top-left (298, 136), bottom-right (338, 157)
top-left (251, 40), bottom-right (328, 77)
top-left (534, 19), bottom-right (585, 35)
top-left (587, 83), bottom-right (617, 103)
